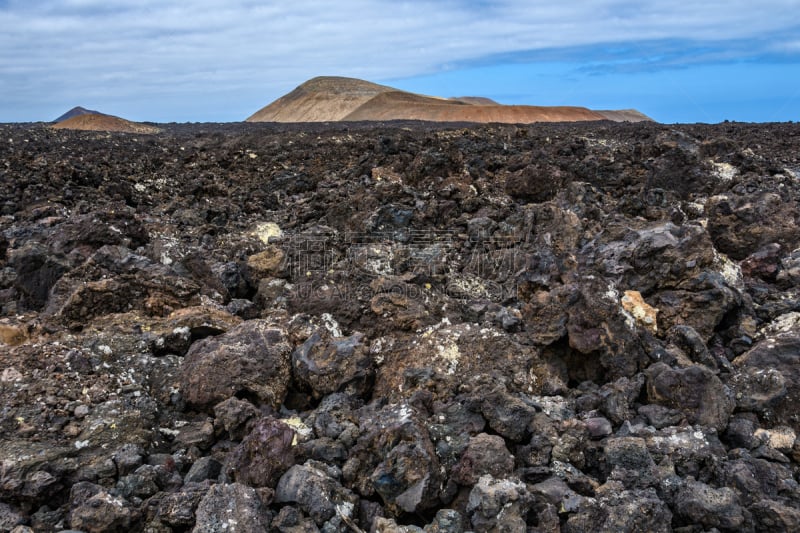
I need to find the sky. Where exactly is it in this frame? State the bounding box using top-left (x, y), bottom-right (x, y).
top-left (1, 0), bottom-right (799, 123)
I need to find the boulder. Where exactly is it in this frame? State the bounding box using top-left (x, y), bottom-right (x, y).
top-left (674, 478), bottom-right (744, 530)
top-left (467, 475), bottom-right (532, 533)
top-left (292, 330), bottom-right (374, 399)
top-left (450, 433), bottom-right (514, 485)
top-left (179, 320), bottom-right (292, 411)
top-left (645, 363), bottom-right (734, 431)
top-left (275, 462), bottom-right (359, 526)
top-left (226, 417), bottom-right (296, 488)
top-left (192, 483), bottom-right (272, 532)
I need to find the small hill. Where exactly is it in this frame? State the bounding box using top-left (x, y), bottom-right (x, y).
top-left (595, 109), bottom-right (653, 123)
top-left (449, 96), bottom-right (500, 105)
top-left (247, 76), bottom-right (652, 124)
top-left (53, 106), bottom-right (104, 123)
top-left (51, 114), bottom-right (160, 134)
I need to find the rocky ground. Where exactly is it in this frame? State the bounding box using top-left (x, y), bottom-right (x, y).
top-left (1, 119), bottom-right (799, 532)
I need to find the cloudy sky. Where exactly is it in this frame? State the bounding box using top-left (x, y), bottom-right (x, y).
top-left (1, 0), bottom-right (799, 123)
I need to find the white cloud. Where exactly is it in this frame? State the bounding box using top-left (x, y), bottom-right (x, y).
top-left (0, 0), bottom-right (798, 120)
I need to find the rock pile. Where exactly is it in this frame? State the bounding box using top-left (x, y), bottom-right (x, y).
top-left (1, 120), bottom-right (799, 531)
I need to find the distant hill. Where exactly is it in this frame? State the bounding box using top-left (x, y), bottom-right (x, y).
top-left (53, 106), bottom-right (104, 123)
top-left (51, 113), bottom-right (160, 134)
top-left (594, 109), bottom-right (653, 122)
top-left (247, 76), bottom-right (653, 124)
top-left (247, 76), bottom-right (396, 122)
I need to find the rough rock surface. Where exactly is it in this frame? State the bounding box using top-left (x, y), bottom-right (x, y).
top-left (1, 121), bottom-right (800, 531)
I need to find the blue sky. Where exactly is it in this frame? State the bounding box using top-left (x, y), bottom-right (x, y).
top-left (1, 0), bottom-right (799, 123)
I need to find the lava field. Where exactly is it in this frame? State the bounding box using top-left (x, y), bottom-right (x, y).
top-left (1, 120), bottom-right (800, 532)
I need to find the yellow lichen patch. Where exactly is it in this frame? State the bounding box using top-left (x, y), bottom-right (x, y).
top-left (283, 416), bottom-right (313, 446)
top-left (621, 290), bottom-right (659, 333)
top-left (436, 342), bottom-right (461, 375)
top-left (371, 166), bottom-right (403, 183)
top-left (0, 323), bottom-right (28, 346)
top-left (246, 245), bottom-right (286, 278)
top-left (252, 222), bottom-right (283, 244)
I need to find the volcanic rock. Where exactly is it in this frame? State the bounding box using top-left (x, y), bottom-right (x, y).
top-left (192, 483), bottom-right (272, 532)
top-left (179, 320), bottom-right (292, 411)
top-left (275, 462), bottom-right (359, 526)
top-left (225, 417), bottom-right (296, 488)
top-left (1, 120), bottom-right (800, 531)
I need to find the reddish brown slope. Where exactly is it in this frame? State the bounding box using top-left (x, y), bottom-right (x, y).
top-left (246, 76), bottom-right (395, 122)
top-left (51, 114), bottom-right (160, 134)
top-left (246, 76), bottom-right (651, 124)
top-left (343, 91), bottom-right (606, 123)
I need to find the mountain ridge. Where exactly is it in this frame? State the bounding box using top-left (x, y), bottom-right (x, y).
top-left (247, 76), bottom-right (653, 124)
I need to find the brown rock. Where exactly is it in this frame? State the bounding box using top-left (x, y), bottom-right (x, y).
top-left (645, 363), bottom-right (734, 431)
top-left (451, 433), bottom-right (515, 485)
top-left (179, 320), bottom-right (292, 411)
top-left (227, 417), bottom-right (296, 488)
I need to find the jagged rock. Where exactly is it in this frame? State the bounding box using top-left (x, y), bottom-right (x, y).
top-left (584, 416), bottom-right (613, 439)
top-left (185, 457), bottom-right (223, 483)
top-left (292, 330), bottom-right (374, 399)
top-left (777, 248), bottom-right (800, 287)
top-left (450, 433), bottom-right (514, 485)
top-left (116, 466), bottom-right (160, 500)
top-left (192, 483), bottom-right (272, 532)
top-left (564, 277), bottom-right (651, 380)
top-left (425, 509), bottom-right (464, 532)
top-left (213, 397), bottom-right (260, 440)
top-left (734, 321), bottom-right (800, 432)
top-left (226, 417), bottom-right (295, 488)
top-left (8, 243), bottom-right (67, 311)
top-left (505, 160), bottom-right (568, 203)
top-left (741, 243), bottom-right (783, 281)
top-left (597, 374), bottom-right (644, 425)
top-left (637, 404), bottom-right (683, 429)
top-left (645, 426), bottom-right (727, 479)
top-left (479, 388), bottom-right (538, 442)
top-left (275, 462), bottom-right (359, 526)
top-left (723, 416), bottom-right (759, 449)
top-left (466, 475), bottom-right (532, 533)
top-left (271, 505), bottom-right (321, 532)
top-left (151, 305), bottom-right (241, 356)
top-left (245, 245), bottom-right (286, 281)
top-left (151, 482), bottom-right (211, 529)
top-left (666, 324), bottom-right (717, 370)
top-left (603, 437), bottom-right (656, 488)
top-left (729, 367), bottom-right (787, 413)
top-left (645, 362), bottom-right (734, 431)
top-left (179, 320), bottom-right (292, 411)
top-left (755, 426), bottom-right (797, 453)
top-left (373, 322), bottom-right (547, 403)
top-left (69, 490), bottom-right (136, 532)
top-left (343, 405), bottom-right (442, 514)
top-left (708, 192), bottom-right (800, 260)
top-left (3, 120), bottom-right (800, 532)
top-left (674, 478), bottom-right (744, 530)
top-left (173, 419), bottom-right (215, 451)
top-left (45, 245), bottom-right (202, 325)
top-left (0, 503), bottom-right (25, 532)
top-left (749, 499), bottom-right (800, 533)
top-left (564, 483), bottom-right (672, 533)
